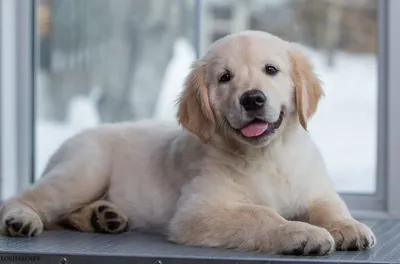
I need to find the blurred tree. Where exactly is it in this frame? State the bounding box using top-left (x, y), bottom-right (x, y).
top-left (292, 0), bottom-right (377, 67)
top-left (39, 0), bottom-right (194, 123)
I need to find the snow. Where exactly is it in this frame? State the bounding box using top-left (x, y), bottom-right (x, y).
top-left (153, 38), bottom-right (196, 120)
top-left (303, 47), bottom-right (377, 194)
top-left (35, 95), bottom-right (102, 178)
top-left (35, 38), bottom-right (377, 194)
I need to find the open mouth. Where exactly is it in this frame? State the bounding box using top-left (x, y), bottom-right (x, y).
top-left (236, 111), bottom-right (284, 139)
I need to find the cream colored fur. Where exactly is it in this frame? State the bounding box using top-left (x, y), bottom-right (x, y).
top-left (0, 31), bottom-right (375, 255)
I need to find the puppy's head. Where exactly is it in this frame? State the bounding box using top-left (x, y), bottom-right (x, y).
top-left (177, 31), bottom-right (323, 147)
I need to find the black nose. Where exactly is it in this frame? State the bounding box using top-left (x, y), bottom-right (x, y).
top-left (240, 90), bottom-right (266, 111)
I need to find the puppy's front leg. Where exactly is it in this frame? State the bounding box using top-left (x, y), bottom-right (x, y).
top-left (308, 192), bottom-right (376, 251)
top-left (169, 201), bottom-right (334, 255)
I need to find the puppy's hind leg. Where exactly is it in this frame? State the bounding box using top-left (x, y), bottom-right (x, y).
top-left (0, 137), bottom-right (112, 237)
top-left (48, 200), bottom-right (129, 234)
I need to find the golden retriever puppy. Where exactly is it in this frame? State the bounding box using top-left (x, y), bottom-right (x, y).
top-left (0, 30), bottom-right (375, 255)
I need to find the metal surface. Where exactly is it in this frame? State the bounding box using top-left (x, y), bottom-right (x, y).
top-left (0, 219), bottom-right (399, 263)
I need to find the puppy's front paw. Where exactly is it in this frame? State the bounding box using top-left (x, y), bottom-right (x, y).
top-left (327, 219), bottom-right (376, 251)
top-left (0, 203), bottom-right (43, 237)
top-left (278, 222), bottom-right (335, 256)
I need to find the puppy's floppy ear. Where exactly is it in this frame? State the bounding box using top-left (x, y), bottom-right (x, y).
top-left (289, 45), bottom-right (324, 130)
top-left (176, 61), bottom-right (215, 142)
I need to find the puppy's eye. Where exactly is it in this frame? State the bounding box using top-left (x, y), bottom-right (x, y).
top-left (219, 72), bottom-right (231, 83)
top-left (264, 65), bottom-right (278, 76)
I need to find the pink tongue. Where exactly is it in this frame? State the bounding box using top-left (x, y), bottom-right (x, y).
top-left (240, 122), bottom-right (269, 137)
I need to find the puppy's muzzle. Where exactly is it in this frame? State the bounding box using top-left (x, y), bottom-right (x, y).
top-left (240, 90), bottom-right (266, 112)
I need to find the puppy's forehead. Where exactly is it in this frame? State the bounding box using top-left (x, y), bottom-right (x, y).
top-left (206, 32), bottom-right (290, 67)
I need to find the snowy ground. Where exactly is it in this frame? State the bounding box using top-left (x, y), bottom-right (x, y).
top-left (35, 38), bottom-right (377, 194)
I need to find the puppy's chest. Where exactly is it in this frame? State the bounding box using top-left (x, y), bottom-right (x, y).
top-left (241, 162), bottom-right (309, 219)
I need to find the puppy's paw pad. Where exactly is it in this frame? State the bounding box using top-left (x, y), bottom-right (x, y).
top-left (281, 240), bottom-right (332, 256)
top-left (281, 241), bottom-right (307, 255)
top-left (307, 245), bottom-right (322, 255)
top-left (304, 237), bottom-right (334, 256)
top-left (329, 220), bottom-right (376, 251)
top-left (90, 202), bottom-right (128, 234)
top-left (2, 207), bottom-right (43, 237)
top-left (279, 223), bottom-right (334, 256)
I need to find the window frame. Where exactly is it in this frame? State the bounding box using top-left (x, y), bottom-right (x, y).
top-left (338, 0), bottom-right (388, 215)
top-left (1, 0), bottom-right (399, 216)
top-left (0, 0), bottom-right (34, 199)
top-left (339, 0), bottom-right (400, 218)
top-left (0, 0), bottom-right (3, 199)
top-left (386, 0), bottom-right (400, 216)
top-left (195, 0), bottom-right (399, 217)
top-left (1, 0), bottom-right (19, 199)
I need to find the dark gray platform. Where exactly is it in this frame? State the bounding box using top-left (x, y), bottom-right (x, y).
top-left (0, 219), bottom-right (399, 264)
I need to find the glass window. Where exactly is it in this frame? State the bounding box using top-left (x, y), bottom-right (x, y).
top-left (35, 0), bottom-right (197, 178)
top-left (35, 0), bottom-right (378, 195)
top-left (197, 0), bottom-right (378, 194)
